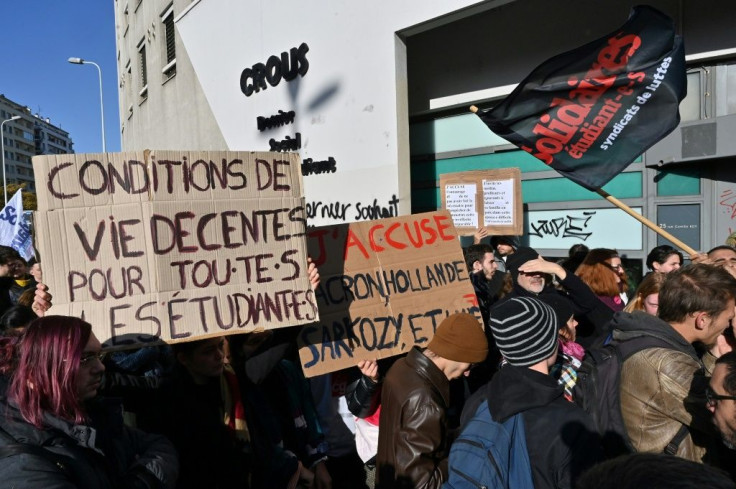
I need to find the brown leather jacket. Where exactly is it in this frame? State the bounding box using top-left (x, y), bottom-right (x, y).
top-left (614, 312), bottom-right (719, 462)
top-left (376, 348), bottom-right (449, 489)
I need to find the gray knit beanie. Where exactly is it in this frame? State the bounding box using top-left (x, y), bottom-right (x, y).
top-left (490, 296), bottom-right (559, 367)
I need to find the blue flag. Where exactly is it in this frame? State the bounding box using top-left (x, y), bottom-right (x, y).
top-left (0, 190), bottom-right (34, 261)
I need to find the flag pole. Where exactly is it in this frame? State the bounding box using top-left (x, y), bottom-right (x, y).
top-left (468, 105), bottom-right (698, 256)
top-left (594, 188), bottom-right (697, 256)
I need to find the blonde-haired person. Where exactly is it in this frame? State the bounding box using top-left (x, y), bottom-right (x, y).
top-left (624, 272), bottom-right (667, 316)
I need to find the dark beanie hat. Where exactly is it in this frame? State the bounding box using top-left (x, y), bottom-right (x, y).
top-left (490, 297), bottom-right (558, 366)
top-left (427, 313), bottom-right (488, 364)
top-left (504, 246), bottom-right (540, 280)
top-left (537, 294), bottom-right (575, 329)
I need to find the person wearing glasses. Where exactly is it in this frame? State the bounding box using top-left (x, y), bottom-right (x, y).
top-left (575, 248), bottom-right (630, 313)
top-left (0, 316), bottom-right (179, 489)
top-left (501, 246), bottom-right (614, 350)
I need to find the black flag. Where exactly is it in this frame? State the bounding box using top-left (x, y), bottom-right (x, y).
top-left (476, 5), bottom-right (686, 190)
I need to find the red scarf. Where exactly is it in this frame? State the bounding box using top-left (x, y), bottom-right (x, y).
top-left (221, 366), bottom-right (250, 442)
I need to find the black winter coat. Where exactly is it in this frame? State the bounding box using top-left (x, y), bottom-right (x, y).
top-left (461, 366), bottom-right (603, 489)
top-left (0, 396), bottom-right (178, 489)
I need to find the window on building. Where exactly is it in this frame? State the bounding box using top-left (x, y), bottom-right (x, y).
top-left (657, 204), bottom-right (701, 251)
top-left (161, 5), bottom-right (177, 80)
top-left (725, 62), bottom-right (736, 116)
top-left (123, 3), bottom-right (129, 35)
top-left (680, 70), bottom-right (702, 122)
top-left (138, 40), bottom-right (148, 99)
top-left (123, 60), bottom-right (133, 118)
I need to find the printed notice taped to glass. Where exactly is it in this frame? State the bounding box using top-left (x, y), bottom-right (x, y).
top-left (483, 179), bottom-right (514, 226)
top-left (445, 183), bottom-right (478, 228)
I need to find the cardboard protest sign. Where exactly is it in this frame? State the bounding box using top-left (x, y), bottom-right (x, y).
top-left (32, 150), bottom-right (318, 348)
top-left (298, 211), bottom-right (480, 377)
top-left (440, 168), bottom-right (522, 237)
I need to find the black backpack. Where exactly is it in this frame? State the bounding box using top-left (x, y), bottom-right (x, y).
top-left (571, 334), bottom-right (689, 457)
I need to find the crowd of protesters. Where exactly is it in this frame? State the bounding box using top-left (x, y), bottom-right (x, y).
top-left (0, 230), bottom-right (736, 489)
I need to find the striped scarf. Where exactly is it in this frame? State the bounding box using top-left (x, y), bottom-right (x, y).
top-left (221, 365), bottom-right (250, 443)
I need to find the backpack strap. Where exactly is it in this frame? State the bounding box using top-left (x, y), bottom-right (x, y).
top-left (663, 424), bottom-right (690, 455)
top-left (614, 334), bottom-right (677, 360)
top-left (614, 335), bottom-right (694, 456)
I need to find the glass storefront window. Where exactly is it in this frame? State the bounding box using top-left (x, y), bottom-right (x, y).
top-left (680, 71), bottom-right (702, 122)
top-left (656, 169), bottom-right (701, 196)
top-left (656, 204), bottom-right (700, 251)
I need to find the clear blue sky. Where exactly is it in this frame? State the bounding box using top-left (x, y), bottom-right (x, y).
top-left (2, 1), bottom-right (120, 154)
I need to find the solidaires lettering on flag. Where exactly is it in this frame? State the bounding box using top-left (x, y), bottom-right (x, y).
top-left (475, 5), bottom-right (686, 191)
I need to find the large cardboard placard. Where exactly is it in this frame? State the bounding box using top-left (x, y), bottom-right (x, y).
top-left (439, 168), bottom-right (522, 237)
top-left (33, 151), bottom-right (318, 348)
top-left (297, 211), bottom-right (480, 377)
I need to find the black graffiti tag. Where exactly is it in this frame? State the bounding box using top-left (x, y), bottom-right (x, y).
top-left (529, 211), bottom-right (596, 240)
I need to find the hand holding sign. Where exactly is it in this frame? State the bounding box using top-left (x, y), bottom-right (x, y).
top-left (31, 283), bottom-right (52, 317)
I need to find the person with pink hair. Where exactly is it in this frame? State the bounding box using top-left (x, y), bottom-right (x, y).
top-left (0, 316), bottom-right (179, 489)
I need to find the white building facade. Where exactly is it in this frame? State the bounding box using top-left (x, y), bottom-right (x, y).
top-left (114, 0), bottom-right (736, 278)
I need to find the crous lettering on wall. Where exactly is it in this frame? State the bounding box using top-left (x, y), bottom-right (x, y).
top-left (33, 151), bottom-right (318, 349)
top-left (297, 210), bottom-right (481, 377)
top-left (240, 43), bottom-right (309, 97)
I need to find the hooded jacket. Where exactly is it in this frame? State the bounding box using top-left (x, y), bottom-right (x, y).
top-left (461, 365), bottom-right (602, 489)
top-left (376, 348), bottom-right (449, 489)
top-left (612, 311), bottom-right (720, 463)
top-left (491, 236), bottom-right (520, 273)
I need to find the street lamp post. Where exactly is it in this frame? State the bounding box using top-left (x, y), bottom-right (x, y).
top-left (0, 115), bottom-right (21, 205)
top-left (68, 57), bottom-right (106, 153)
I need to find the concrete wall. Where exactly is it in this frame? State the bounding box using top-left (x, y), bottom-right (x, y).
top-left (406, 0), bottom-right (736, 114)
top-left (114, 0), bottom-right (227, 151)
top-left (116, 0), bottom-right (491, 225)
